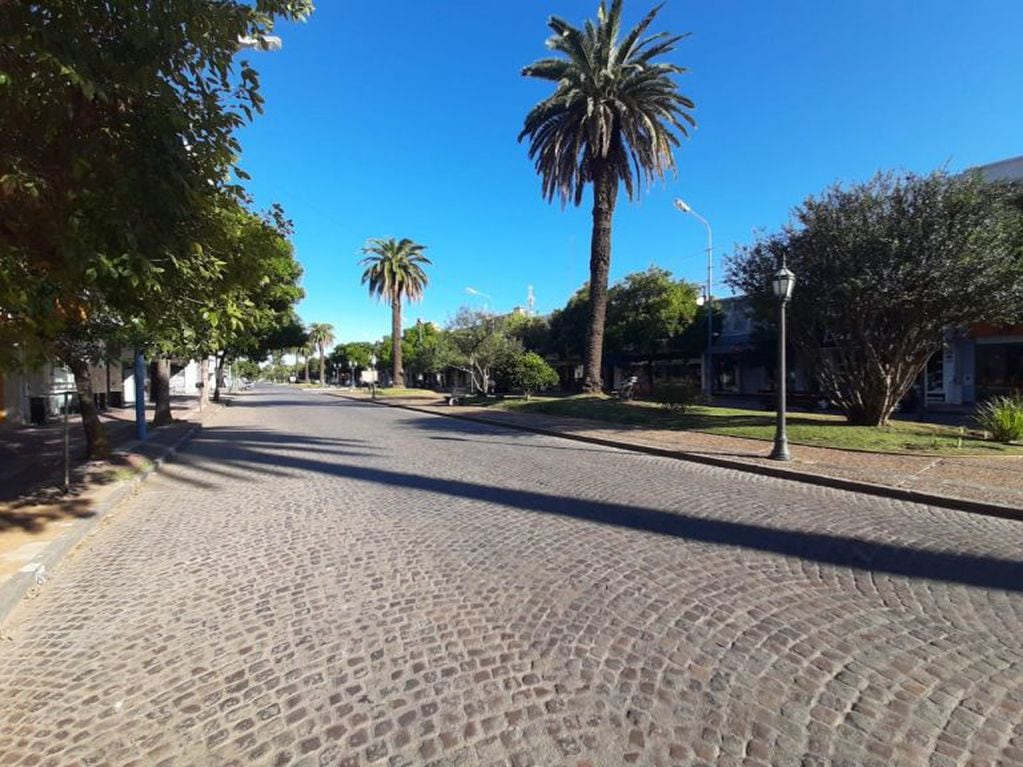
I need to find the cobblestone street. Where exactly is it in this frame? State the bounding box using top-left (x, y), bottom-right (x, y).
top-left (1, 388), bottom-right (1022, 766)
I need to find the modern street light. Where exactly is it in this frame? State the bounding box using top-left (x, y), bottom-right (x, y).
top-left (673, 198), bottom-right (714, 398)
top-left (769, 260), bottom-right (796, 461)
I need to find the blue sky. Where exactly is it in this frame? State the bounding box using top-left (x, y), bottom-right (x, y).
top-left (238, 1), bottom-right (1023, 343)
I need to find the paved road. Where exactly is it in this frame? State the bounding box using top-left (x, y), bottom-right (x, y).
top-left (1, 389), bottom-right (1022, 767)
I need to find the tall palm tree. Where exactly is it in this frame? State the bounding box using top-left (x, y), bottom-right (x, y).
top-left (360, 238), bottom-right (430, 388)
top-left (299, 342), bottom-right (313, 382)
top-left (520, 0), bottom-right (695, 392)
top-left (308, 323), bottom-right (335, 386)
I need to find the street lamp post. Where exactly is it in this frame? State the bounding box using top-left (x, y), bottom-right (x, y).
top-left (673, 199), bottom-right (714, 398)
top-left (769, 260), bottom-right (796, 461)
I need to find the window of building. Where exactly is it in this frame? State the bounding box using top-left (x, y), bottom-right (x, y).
top-left (976, 343), bottom-right (1023, 396)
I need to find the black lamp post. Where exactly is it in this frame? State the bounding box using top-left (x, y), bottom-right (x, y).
top-left (769, 260), bottom-right (796, 461)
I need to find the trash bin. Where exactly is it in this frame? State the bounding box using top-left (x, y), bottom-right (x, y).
top-left (29, 396), bottom-right (47, 425)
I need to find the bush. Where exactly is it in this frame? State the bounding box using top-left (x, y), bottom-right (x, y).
top-left (504, 352), bottom-right (559, 397)
top-left (975, 394), bottom-right (1023, 443)
top-left (652, 380), bottom-right (699, 413)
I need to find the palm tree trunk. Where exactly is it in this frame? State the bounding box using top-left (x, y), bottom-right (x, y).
top-left (66, 355), bottom-right (110, 460)
top-left (391, 297), bottom-right (404, 388)
top-left (582, 162), bottom-right (618, 393)
top-left (152, 358), bottom-right (173, 426)
top-left (319, 345), bottom-right (326, 387)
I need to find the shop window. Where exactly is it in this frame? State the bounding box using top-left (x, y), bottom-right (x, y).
top-left (976, 343), bottom-right (1023, 395)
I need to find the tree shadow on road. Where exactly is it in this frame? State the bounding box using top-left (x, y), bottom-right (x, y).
top-left (182, 423), bottom-right (1023, 594)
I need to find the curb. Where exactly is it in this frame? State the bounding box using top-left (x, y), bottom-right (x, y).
top-left (0, 422), bottom-right (202, 629)
top-left (327, 392), bottom-right (1023, 522)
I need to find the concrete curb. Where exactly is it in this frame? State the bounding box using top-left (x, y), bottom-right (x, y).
top-left (0, 422), bottom-right (202, 629)
top-left (327, 392), bottom-right (1023, 522)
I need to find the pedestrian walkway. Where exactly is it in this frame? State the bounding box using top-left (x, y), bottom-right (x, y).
top-left (0, 400), bottom-right (218, 600)
top-left (0, 395), bottom-right (204, 502)
top-left (325, 389), bottom-right (1023, 511)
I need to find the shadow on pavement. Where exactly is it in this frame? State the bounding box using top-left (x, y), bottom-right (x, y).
top-left (180, 422), bottom-right (1023, 594)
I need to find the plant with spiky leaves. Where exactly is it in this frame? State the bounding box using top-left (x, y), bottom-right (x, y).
top-left (520, 0), bottom-right (695, 392)
top-left (360, 238), bottom-right (430, 388)
top-left (308, 322), bottom-right (335, 385)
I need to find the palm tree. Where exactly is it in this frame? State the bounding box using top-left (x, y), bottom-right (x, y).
top-left (519, 0), bottom-right (695, 392)
top-left (308, 323), bottom-right (335, 386)
top-left (360, 238), bottom-right (430, 388)
top-left (299, 342), bottom-right (313, 382)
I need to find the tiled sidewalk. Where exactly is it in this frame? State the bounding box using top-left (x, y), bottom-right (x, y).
top-left (324, 390), bottom-right (1023, 511)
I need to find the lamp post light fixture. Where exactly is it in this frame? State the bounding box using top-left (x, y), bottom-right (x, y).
top-left (673, 198), bottom-right (714, 398)
top-left (769, 260), bottom-right (796, 461)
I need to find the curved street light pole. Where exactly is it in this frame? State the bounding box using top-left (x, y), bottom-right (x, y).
top-left (674, 199), bottom-right (714, 397)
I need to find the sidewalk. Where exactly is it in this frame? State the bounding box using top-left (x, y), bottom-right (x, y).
top-left (323, 389), bottom-right (1023, 514)
top-left (0, 395), bottom-right (204, 502)
top-left (0, 400), bottom-right (220, 624)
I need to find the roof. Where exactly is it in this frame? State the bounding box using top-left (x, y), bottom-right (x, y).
top-left (974, 155), bottom-right (1023, 182)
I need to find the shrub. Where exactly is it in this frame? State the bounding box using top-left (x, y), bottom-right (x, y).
top-left (975, 394), bottom-right (1023, 443)
top-left (652, 380), bottom-right (699, 413)
top-left (504, 352), bottom-right (559, 398)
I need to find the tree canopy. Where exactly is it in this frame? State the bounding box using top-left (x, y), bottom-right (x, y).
top-left (727, 169), bottom-right (1023, 425)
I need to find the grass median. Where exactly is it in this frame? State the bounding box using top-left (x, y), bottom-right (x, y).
top-left (482, 395), bottom-right (1022, 455)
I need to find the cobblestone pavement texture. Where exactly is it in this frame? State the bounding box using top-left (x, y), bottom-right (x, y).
top-left (1, 388), bottom-right (1022, 766)
top-left (347, 391), bottom-right (1023, 510)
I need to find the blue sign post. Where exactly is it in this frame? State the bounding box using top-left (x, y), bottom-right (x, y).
top-left (134, 351), bottom-right (147, 442)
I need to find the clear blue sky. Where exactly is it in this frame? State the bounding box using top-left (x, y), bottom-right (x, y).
top-left (237, 0), bottom-right (1023, 344)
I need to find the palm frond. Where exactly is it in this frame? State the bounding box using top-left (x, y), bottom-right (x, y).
top-left (520, 0), bottom-right (696, 206)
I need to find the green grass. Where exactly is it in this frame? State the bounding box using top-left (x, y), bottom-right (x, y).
top-left (488, 395), bottom-right (1023, 455)
top-left (369, 387), bottom-right (439, 398)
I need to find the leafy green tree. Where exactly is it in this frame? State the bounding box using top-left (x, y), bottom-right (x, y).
top-left (520, 0), bottom-right (695, 392)
top-left (606, 266), bottom-right (700, 357)
top-left (547, 269), bottom-right (700, 385)
top-left (728, 170), bottom-right (1023, 425)
top-left (0, 0), bottom-right (311, 457)
top-left (505, 313), bottom-right (552, 356)
top-left (329, 342), bottom-right (375, 384)
top-left (307, 323), bottom-right (335, 385)
top-left (234, 359), bottom-right (261, 381)
top-left (503, 352), bottom-right (560, 398)
top-left (360, 238), bottom-right (431, 388)
top-left (402, 321), bottom-right (445, 385)
top-left (440, 308), bottom-right (522, 393)
top-left (548, 285), bottom-right (591, 363)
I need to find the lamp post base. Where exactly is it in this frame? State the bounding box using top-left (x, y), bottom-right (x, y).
top-left (769, 437), bottom-right (791, 461)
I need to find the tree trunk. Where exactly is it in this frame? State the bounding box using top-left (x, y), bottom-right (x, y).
top-left (304, 353), bottom-right (310, 383)
top-left (392, 297), bottom-right (404, 388)
top-left (582, 162), bottom-right (618, 393)
top-left (319, 346), bottom-right (326, 387)
top-left (198, 357), bottom-right (209, 409)
top-left (213, 354), bottom-right (225, 402)
top-left (152, 358), bottom-right (173, 426)
top-left (67, 356), bottom-right (109, 460)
